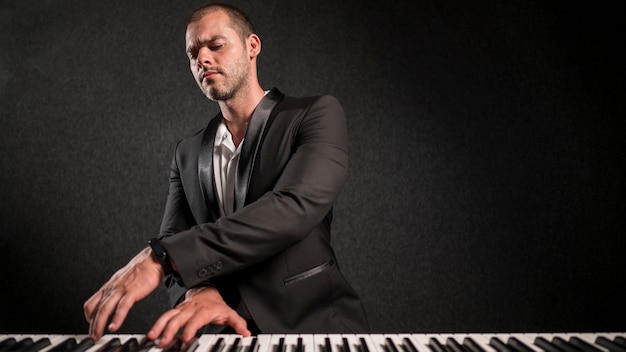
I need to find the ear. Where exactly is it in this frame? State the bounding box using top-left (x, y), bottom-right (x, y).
top-left (247, 34), bottom-right (261, 58)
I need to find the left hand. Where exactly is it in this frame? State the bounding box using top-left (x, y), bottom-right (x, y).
top-left (147, 285), bottom-right (251, 347)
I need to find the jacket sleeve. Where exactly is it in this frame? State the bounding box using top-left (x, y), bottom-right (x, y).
top-left (161, 95), bottom-right (349, 289)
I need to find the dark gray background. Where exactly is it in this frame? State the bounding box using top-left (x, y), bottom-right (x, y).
top-left (1, 0), bottom-right (624, 335)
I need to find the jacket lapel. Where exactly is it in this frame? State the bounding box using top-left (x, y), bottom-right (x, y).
top-left (235, 88), bottom-right (285, 211)
top-left (198, 115), bottom-right (223, 221)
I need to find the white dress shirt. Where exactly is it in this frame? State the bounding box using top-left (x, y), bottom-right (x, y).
top-left (213, 120), bottom-right (243, 216)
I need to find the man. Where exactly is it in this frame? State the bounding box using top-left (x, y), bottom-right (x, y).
top-left (84, 2), bottom-right (369, 347)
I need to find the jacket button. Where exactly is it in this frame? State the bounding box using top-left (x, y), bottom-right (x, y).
top-left (198, 268), bottom-right (209, 278)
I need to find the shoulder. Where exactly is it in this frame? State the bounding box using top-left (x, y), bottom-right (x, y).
top-left (277, 94), bottom-right (342, 112)
top-left (173, 115), bottom-right (221, 153)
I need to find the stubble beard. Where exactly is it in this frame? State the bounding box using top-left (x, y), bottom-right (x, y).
top-left (203, 56), bottom-right (249, 102)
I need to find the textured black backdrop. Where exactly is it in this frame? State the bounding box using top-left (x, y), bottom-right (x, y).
top-left (1, 0), bottom-right (624, 335)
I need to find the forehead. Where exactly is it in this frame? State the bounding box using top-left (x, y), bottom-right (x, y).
top-left (185, 11), bottom-right (237, 44)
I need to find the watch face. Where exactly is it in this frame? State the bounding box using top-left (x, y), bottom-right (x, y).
top-left (149, 238), bottom-right (166, 257)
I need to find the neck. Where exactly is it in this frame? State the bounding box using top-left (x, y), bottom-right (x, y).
top-left (218, 83), bottom-right (266, 148)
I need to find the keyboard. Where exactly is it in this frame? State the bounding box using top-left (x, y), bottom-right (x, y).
top-left (1, 332), bottom-right (625, 352)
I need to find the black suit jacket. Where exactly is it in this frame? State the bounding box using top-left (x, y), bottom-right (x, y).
top-left (158, 88), bottom-right (369, 333)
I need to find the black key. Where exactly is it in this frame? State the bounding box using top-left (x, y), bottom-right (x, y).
top-left (229, 338), bottom-right (241, 352)
top-left (135, 338), bottom-right (157, 352)
top-left (568, 337), bottom-right (602, 352)
top-left (8, 337), bottom-right (34, 351)
top-left (507, 337), bottom-right (534, 352)
top-left (163, 339), bottom-right (182, 352)
top-left (28, 337), bottom-right (52, 352)
top-left (0, 337), bottom-right (17, 351)
top-left (386, 337), bottom-right (400, 352)
top-left (183, 337), bottom-right (200, 352)
top-left (119, 337), bottom-right (139, 352)
top-left (98, 338), bottom-right (122, 352)
top-left (359, 337), bottom-right (371, 352)
top-left (614, 338), bottom-right (626, 349)
top-left (248, 338), bottom-right (259, 352)
top-left (403, 337), bottom-right (419, 352)
top-left (343, 337), bottom-right (352, 352)
top-left (275, 337), bottom-right (285, 352)
top-left (49, 337), bottom-right (78, 352)
top-left (489, 337), bottom-right (514, 352)
top-left (325, 337), bottom-right (332, 352)
top-left (210, 337), bottom-right (226, 352)
top-left (71, 338), bottom-right (95, 352)
top-left (429, 337), bottom-right (449, 352)
top-left (463, 337), bottom-right (486, 352)
top-left (595, 337), bottom-right (626, 352)
top-left (446, 337), bottom-right (466, 352)
top-left (295, 337), bottom-right (304, 352)
top-left (533, 336), bottom-right (562, 352)
top-left (551, 337), bottom-right (582, 352)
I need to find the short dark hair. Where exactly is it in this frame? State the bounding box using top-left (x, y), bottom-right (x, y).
top-left (187, 3), bottom-right (255, 41)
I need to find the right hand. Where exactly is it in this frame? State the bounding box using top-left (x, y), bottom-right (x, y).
top-left (83, 247), bottom-right (164, 341)
top-left (147, 285), bottom-right (251, 347)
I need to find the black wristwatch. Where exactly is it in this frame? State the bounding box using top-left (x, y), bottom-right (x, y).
top-left (148, 237), bottom-right (175, 275)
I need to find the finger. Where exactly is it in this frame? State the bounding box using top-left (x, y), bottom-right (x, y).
top-left (107, 293), bottom-right (136, 332)
top-left (179, 313), bottom-right (212, 344)
top-left (83, 291), bottom-right (103, 322)
top-left (147, 308), bottom-right (181, 342)
top-left (89, 291), bottom-right (121, 341)
top-left (227, 313), bottom-right (251, 337)
top-left (158, 309), bottom-right (195, 347)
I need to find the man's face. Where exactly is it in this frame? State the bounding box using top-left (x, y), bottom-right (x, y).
top-left (185, 11), bottom-right (250, 101)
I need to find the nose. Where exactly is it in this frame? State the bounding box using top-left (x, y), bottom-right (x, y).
top-left (196, 46), bottom-right (213, 68)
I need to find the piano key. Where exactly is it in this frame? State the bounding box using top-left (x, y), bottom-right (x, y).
top-left (70, 337), bottom-right (94, 352)
top-left (228, 337), bottom-right (243, 352)
top-left (428, 336), bottom-right (450, 352)
top-left (490, 337), bottom-right (516, 352)
top-left (343, 336), bottom-right (354, 352)
top-left (0, 337), bottom-right (18, 351)
top-left (613, 338), bottom-right (626, 349)
top-left (534, 336), bottom-right (563, 352)
top-left (462, 336), bottom-right (486, 352)
top-left (296, 334), bottom-right (316, 352)
top-left (254, 335), bottom-right (274, 352)
top-left (196, 334), bottom-right (221, 352)
top-left (474, 334), bottom-right (504, 352)
top-left (119, 336), bottom-right (140, 352)
top-left (294, 337), bottom-right (304, 352)
top-left (402, 336), bottom-right (419, 352)
top-left (210, 336), bottom-right (227, 352)
top-left (49, 337), bottom-right (79, 352)
top-left (551, 337), bottom-right (582, 352)
top-left (446, 336), bottom-right (468, 352)
top-left (385, 334), bottom-right (414, 352)
top-left (385, 336), bottom-right (401, 352)
top-left (26, 337), bottom-right (53, 352)
top-left (133, 337), bottom-right (157, 352)
top-left (282, 334), bottom-right (304, 352)
top-left (324, 334), bottom-right (344, 352)
top-left (348, 334), bottom-right (374, 352)
top-left (595, 337), bottom-right (626, 352)
top-left (567, 337), bottom-right (602, 352)
top-left (9, 337), bottom-right (35, 351)
top-left (506, 336), bottom-right (535, 352)
top-left (367, 334), bottom-right (389, 352)
top-left (275, 337), bottom-right (285, 352)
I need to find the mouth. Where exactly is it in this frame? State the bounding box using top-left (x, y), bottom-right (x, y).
top-left (201, 69), bottom-right (221, 83)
